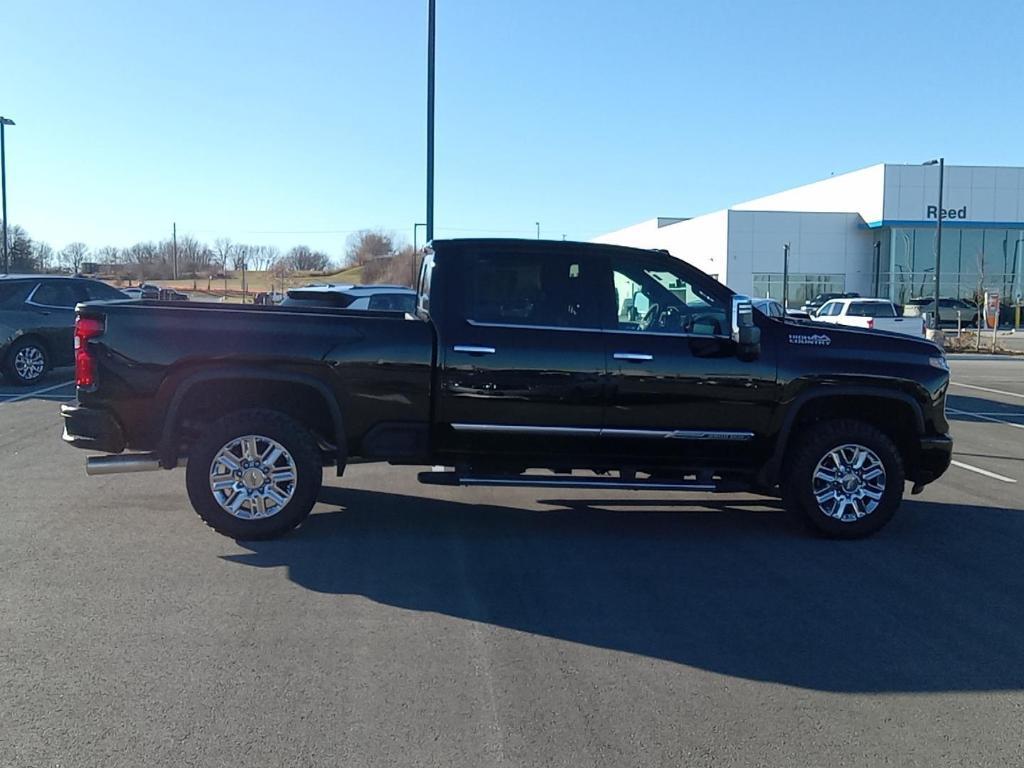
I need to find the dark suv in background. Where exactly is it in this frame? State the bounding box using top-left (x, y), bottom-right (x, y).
top-left (0, 275), bottom-right (126, 385)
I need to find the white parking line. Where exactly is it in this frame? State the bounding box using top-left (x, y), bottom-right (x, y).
top-left (1, 380), bottom-right (75, 404)
top-left (947, 407), bottom-right (1024, 431)
top-left (950, 460), bottom-right (1017, 484)
top-left (950, 382), bottom-right (1024, 400)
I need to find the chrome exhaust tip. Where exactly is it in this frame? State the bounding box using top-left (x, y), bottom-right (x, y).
top-left (86, 453), bottom-right (163, 476)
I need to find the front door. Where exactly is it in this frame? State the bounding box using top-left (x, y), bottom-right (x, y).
top-left (437, 244), bottom-right (606, 459)
top-left (599, 251), bottom-right (779, 469)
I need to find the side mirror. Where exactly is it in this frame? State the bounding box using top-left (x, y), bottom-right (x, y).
top-left (731, 295), bottom-right (761, 359)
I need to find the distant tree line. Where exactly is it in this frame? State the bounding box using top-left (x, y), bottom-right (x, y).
top-left (0, 221), bottom-right (337, 280)
top-left (1, 223), bottom-right (423, 287)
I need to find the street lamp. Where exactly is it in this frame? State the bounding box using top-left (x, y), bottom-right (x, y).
top-left (923, 158), bottom-right (944, 330)
top-left (0, 116), bottom-right (14, 274)
top-left (535, 221), bottom-right (540, 239)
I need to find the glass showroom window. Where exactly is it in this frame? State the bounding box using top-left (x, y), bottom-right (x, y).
top-left (752, 273), bottom-right (845, 306)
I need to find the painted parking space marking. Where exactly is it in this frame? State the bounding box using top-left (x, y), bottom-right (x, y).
top-left (950, 460), bottom-right (1017, 484)
top-left (1, 380), bottom-right (76, 405)
top-left (947, 407), bottom-right (1024, 431)
top-left (950, 382), bottom-right (1024, 400)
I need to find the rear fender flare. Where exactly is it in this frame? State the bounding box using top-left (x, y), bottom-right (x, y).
top-left (158, 366), bottom-right (346, 472)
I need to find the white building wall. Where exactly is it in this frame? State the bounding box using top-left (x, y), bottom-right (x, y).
top-left (733, 164), bottom-right (885, 224)
top-left (727, 211), bottom-right (874, 297)
top-left (882, 164), bottom-right (1024, 224)
top-left (594, 211), bottom-right (730, 282)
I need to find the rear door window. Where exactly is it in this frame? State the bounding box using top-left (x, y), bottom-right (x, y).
top-left (468, 252), bottom-right (597, 329)
top-left (30, 280), bottom-right (78, 308)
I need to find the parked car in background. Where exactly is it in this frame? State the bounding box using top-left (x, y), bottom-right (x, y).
top-left (139, 284), bottom-right (160, 300)
top-left (121, 287), bottom-right (144, 299)
top-left (0, 275), bottom-right (126, 385)
top-left (281, 284), bottom-right (417, 313)
top-left (801, 292), bottom-right (860, 316)
top-left (753, 298), bottom-right (785, 319)
top-left (813, 298), bottom-right (926, 338)
top-left (903, 297), bottom-right (978, 327)
top-left (158, 288), bottom-right (189, 302)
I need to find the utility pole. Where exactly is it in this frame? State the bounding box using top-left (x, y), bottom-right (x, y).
top-left (426, 0), bottom-right (436, 242)
top-left (782, 243), bottom-right (790, 310)
top-left (172, 222), bottom-right (178, 281)
top-left (0, 116), bottom-right (14, 274)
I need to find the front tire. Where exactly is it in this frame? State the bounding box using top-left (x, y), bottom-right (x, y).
top-left (186, 409), bottom-right (322, 539)
top-left (782, 419), bottom-right (905, 539)
top-left (3, 337), bottom-right (50, 386)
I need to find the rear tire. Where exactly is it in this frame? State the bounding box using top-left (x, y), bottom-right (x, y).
top-left (2, 337), bottom-right (50, 386)
top-left (782, 419), bottom-right (905, 539)
top-left (185, 409), bottom-right (322, 539)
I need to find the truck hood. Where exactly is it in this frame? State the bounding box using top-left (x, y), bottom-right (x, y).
top-left (780, 317), bottom-right (942, 356)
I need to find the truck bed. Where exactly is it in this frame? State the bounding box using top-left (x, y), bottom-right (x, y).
top-left (74, 299), bottom-right (436, 459)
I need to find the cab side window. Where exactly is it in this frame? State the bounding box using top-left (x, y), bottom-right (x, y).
top-left (468, 252), bottom-right (596, 329)
top-left (609, 256), bottom-right (728, 336)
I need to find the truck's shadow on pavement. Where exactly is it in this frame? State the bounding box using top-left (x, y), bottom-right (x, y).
top-left (224, 487), bottom-right (1024, 694)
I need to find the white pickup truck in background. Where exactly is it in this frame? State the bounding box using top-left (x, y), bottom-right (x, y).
top-left (812, 298), bottom-right (927, 338)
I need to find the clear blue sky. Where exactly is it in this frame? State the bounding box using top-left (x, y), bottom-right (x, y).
top-left (5, 0), bottom-right (1023, 258)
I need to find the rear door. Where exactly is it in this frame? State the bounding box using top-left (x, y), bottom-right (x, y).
top-left (436, 244), bottom-right (606, 456)
top-left (24, 279), bottom-right (81, 366)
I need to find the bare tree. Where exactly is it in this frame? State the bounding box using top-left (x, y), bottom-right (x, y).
top-left (285, 245), bottom-right (331, 272)
top-left (32, 241), bottom-right (55, 272)
top-left (95, 245), bottom-right (121, 265)
top-left (61, 242), bottom-right (89, 273)
top-left (253, 245), bottom-right (281, 272)
top-left (345, 229), bottom-right (397, 267)
top-left (213, 238), bottom-right (234, 272)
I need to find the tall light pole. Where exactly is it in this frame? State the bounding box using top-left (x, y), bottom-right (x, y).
top-left (535, 221), bottom-right (540, 239)
top-left (924, 158), bottom-right (944, 330)
top-left (426, 0), bottom-right (436, 242)
top-left (0, 116), bottom-right (14, 274)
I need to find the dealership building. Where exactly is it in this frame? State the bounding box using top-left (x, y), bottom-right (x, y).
top-left (594, 163), bottom-right (1024, 311)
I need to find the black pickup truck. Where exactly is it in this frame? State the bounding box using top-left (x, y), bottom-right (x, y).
top-left (62, 239), bottom-right (952, 539)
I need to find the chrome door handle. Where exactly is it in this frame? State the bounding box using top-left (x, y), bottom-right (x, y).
top-left (453, 345), bottom-right (496, 355)
top-left (613, 352), bottom-right (653, 361)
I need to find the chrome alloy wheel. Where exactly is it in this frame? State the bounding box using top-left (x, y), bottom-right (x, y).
top-left (14, 345), bottom-right (45, 381)
top-left (209, 435), bottom-right (297, 520)
top-left (811, 443), bottom-right (887, 523)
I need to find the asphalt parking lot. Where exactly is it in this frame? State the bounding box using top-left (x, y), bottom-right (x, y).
top-left (2, 358), bottom-right (1023, 767)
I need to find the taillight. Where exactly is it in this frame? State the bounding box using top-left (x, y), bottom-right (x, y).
top-left (867, 318), bottom-right (875, 330)
top-left (75, 315), bottom-right (104, 388)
